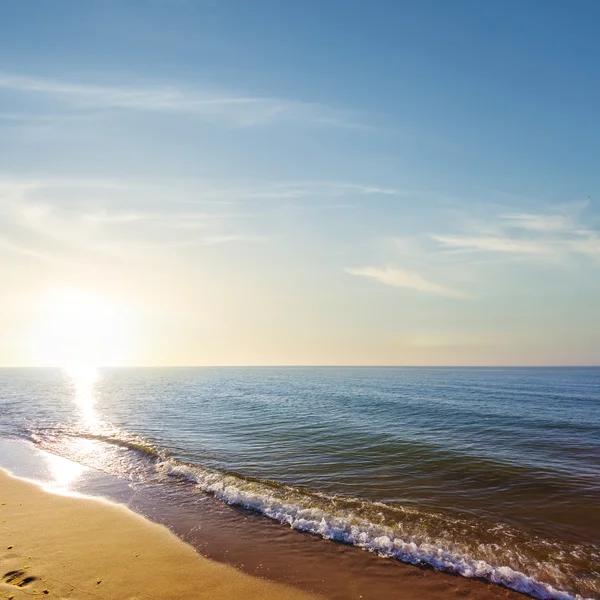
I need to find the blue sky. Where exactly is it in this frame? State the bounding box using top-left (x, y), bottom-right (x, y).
top-left (1, 0), bottom-right (599, 366)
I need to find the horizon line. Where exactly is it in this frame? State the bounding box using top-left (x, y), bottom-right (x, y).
top-left (1, 364), bottom-right (599, 369)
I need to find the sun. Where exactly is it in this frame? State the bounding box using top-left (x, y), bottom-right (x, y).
top-left (29, 287), bottom-right (133, 368)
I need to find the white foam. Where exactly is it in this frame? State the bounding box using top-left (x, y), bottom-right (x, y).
top-left (156, 459), bottom-right (592, 600)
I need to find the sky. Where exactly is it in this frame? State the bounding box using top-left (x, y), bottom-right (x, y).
top-left (1, 0), bottom-right (599, 366)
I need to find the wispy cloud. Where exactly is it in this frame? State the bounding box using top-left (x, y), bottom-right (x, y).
top-left (345, 266), bottom-right (469, 298)
top-left (0, 72), bottom-right (364, 129)
top-left (0, 175), bottom-right (402, 210)
top-left (0, 175), bottom-right (400, 265)
top-left (348, 202), bottom-right (600, 303)
top-left (432, 205), bottom-right (600, 263)
top-left (0, 175), bottom-right (271, 265)
top-left (432, 234), bottom-right (556, 256)
top-left (210, 181), bottom-right (402, 203)
top-left (501, 212), bottom-right (576, 232)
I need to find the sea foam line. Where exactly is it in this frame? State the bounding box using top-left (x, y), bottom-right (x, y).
top-left (156, 458), bottom-right (590, 600)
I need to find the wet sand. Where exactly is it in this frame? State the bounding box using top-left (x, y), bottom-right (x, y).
top-left (0, 469), bottom-right (318, 600)
top-left (136, 481), bottom-right (533, 600)
top-left (0, 441), bottom-right (534, 600)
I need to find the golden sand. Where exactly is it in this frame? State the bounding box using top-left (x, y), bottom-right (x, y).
top-left (0, 469), bottom-right (319, 600)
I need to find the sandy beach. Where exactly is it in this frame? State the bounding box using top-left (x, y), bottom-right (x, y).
top-left (0, 469), bottom-right (319, 600)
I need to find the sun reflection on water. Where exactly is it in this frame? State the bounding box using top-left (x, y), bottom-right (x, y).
top-left (67, 366), bottom-right (100, 430)
top-left (42, 451), bottom-right (88, 495)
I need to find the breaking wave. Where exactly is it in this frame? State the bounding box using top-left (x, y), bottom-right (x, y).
top-left (24, 426), bottom-right (599, 600)
top-left (156, 458), bottom-right (597, 600)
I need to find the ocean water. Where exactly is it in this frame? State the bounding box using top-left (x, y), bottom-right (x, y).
top-left (0, 367), bottom-right (598, 599)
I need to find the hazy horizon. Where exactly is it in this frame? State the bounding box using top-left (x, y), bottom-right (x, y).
top-left (1, 364), bottom-right (599, 369)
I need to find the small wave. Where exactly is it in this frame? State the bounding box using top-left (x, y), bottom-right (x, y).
top-left (24, 425), bottom-right (597, 600)
top-left (77, 432), bottom-right (163, 459)
top-left (157, 458), bottom-right (595, 600)
top-left (28, 425), bottom-right (164, 460)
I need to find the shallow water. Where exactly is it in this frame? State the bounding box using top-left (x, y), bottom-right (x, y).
top-left (0, 367), bottom-right (598, 599)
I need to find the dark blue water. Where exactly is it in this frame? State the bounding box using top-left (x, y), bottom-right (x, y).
top-left (0, 367), bottom-right (598, 599)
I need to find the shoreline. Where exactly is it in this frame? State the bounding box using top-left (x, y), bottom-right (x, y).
top-left (0, 438), bottom-right (542, 600)
top-left (0, 467), bottom-right (320, 600)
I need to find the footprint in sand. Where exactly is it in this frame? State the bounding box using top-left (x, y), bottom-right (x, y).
top-left (2, 569), bottom-right (39, 587)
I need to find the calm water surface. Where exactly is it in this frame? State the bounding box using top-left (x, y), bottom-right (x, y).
top-left (0, 367), bottom-right (598, 599)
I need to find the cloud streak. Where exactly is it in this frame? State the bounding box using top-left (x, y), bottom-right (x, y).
top-left (0, 175), bottom-right (402, 208)
top-left (501, 212), bottom-right (576, 232)
top-left (0, 72), bottom-right (364, 129)
top-left (0, 175), bottom-right (400, 266)
top-left (0, 175), bottom-right (270, 265)
top-left (432, 206), bottom-right (600, 263)
top-left (345, 266), bottom-right (468, 298)
top-left (351, 204), bottom-right (600, 303)
top-left (432, 234), bottom-right (556, 256)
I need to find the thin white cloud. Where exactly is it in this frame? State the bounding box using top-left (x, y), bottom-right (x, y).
top-left (432, 234), bottom-right (556, 256)
top-left (501, 212), bottom-right (575, 232)
top-left (2, 174), bottom-right (402, 265)
top-left (228, 181), bottom-right (402, 202)
top-left (1, 175), bottom-right (402, 206)
top-left (0, 72), bottom-right (363, 129)
top-left (432, 206), bottom-right (600, 264)
top-left (345, 266), bottom-right (468, 298)
top-left (0, 175), bottom-right (271, 264)
top-left (352, 204), bottom-right (600, 303)
top-left (281, 182), bottom-right (400, 196)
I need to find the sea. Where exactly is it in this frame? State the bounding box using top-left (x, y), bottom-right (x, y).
top-left (0, 366), bottom-right (598, 600)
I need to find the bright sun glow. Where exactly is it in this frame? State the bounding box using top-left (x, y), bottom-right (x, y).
top-left (30, 288), bottom-right (133, 368)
